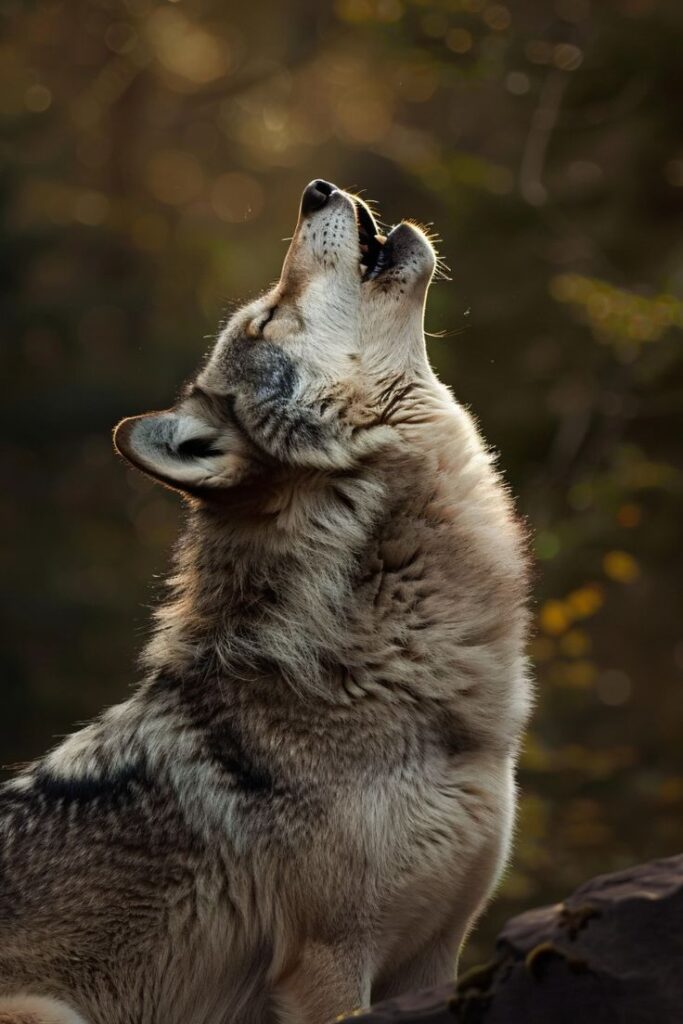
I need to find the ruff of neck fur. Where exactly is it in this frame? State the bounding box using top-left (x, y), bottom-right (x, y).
top-left (143, 471), bottom-right (388, 698)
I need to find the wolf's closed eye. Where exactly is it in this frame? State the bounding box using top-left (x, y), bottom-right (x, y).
top-left (249, 307), bottom-right (277, 337)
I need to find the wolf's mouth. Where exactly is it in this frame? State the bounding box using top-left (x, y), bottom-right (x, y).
top-left (355, 200), bottom-right (388, 281)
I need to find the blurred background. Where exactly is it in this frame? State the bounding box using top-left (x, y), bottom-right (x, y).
top-left (1, 0), bottom-right (682, 965)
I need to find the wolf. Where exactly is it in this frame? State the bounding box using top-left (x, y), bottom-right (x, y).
top-left (0, 180), bottom-right (531, 1024)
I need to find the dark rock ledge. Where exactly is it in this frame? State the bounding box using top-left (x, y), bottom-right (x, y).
top-left (340, 854), bottom-right (683, 1023)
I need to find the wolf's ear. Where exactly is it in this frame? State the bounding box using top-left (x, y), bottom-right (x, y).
top-left (113, 408), bottom-right (258, 494)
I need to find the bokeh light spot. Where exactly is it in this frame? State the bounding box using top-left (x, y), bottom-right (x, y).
top-left (25, 84), bottom-right (52, 112)
top-left (483, 4), bottom-right (511, 31)
top-left (553, 43), bottom-right (583, 70)
top-left (446, 28), bottom-right (473, 55)
top-left (540, 599), bottom-right (571, 635)
top-left (506, 70), bottom-right (530, 94)
top-left (148, 8), bottom-right (231, 86)
top-left (603, 550), bottom-right (640, 583)
top-left (566, 584), bottom-right (604, 619)
top-left (597, 670), bottom-right (632, 706)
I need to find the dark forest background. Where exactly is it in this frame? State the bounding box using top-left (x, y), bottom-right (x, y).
top-left (1, 0), bottom-right (682, 965)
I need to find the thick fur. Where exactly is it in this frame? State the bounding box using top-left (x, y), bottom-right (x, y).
top-left (0, 184), bottom-right (531, 1023)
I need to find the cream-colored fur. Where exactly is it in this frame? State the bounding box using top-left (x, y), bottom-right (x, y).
top-left (0, 996), bottom-right (87, 1024)
top-left (0, 181), bottom-right (531, 1023)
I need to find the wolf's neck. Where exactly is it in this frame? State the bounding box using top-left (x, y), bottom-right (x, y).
top-left (143, 473), bottom-right (387, 697)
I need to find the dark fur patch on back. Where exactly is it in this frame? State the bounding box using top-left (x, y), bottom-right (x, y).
top-left (154, 674), bottom-right (286, 798)
top-left (25, 759), bottom-right (153, 808)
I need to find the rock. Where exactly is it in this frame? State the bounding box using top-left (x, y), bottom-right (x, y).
top-left (340, 854), bottom-right (683, 1023)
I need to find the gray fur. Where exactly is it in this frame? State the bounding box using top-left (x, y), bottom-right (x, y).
top-left (0, 183), bottom-right (531, 1023)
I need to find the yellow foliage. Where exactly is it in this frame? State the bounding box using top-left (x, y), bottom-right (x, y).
top-left (566, 584), bottom-right (604, 618)
top-left (603, 550), bottom-right (640, 583)
top-left (539, 599), bottom-right (570, 635)
top-left (550, 272), bottom-right (683, 347)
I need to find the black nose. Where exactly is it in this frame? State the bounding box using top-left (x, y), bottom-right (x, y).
top-left (301, 179), bottom-right (336, 215)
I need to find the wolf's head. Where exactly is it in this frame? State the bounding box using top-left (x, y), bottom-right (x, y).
top-left (114, 180), bottom-right (438, 497)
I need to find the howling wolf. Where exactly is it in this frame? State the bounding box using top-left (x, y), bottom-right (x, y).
top-left (0, 180), bottom-right (531, 1024)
